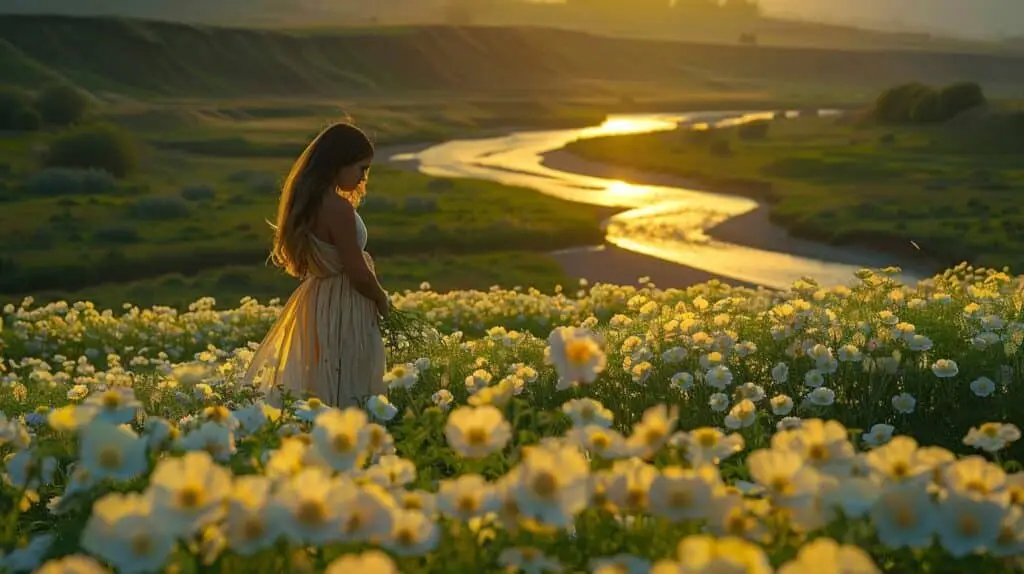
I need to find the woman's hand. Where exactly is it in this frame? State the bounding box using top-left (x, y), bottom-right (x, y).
top-left (376, 294), bottom-right (390, 321)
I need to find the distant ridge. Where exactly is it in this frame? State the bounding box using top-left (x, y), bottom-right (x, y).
top-left (2, 14), bottom-right (1024, 97)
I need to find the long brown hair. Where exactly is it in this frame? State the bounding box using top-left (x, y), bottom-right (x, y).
top-left (269, 122), bottom-right (374, 278)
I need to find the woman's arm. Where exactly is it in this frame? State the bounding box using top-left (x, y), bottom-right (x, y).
top-left (322, 197), bottom-right (389, 309)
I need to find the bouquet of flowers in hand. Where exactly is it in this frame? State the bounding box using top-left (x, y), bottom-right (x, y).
top-left (379, 304), bottom-right (434, 350)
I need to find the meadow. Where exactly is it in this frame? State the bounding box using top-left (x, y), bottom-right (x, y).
top-left (563, 100), bottom-right (1024, 272)
top-left (4, 14), bottom-right (1024, 574)
top-left (1, 264), bottom-right (1023, 572)
top-left (0, 95), bottom-right (632, 309)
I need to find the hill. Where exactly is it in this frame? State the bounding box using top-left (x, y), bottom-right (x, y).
top-left (2, 15), bottom-right (1024, 98)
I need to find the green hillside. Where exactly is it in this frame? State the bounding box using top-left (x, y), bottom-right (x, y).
top-left (3, 15), bottom-right (1024, 97)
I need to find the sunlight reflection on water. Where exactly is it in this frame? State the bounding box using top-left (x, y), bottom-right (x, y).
top-left (389, 110), bottom-right (920, 290)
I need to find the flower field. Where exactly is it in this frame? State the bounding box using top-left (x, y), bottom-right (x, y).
top-left (1, 263), bottom-right (1023, 573)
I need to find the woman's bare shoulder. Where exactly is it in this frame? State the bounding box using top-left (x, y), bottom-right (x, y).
top-left (316, 194), bottom-right (357, 241)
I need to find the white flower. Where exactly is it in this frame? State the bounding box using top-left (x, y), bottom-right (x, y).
top-left (969, 377), bottom-right (996, 397)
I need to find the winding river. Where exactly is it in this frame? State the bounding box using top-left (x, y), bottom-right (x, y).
top-left (388, 111), bottom-right (925, 291)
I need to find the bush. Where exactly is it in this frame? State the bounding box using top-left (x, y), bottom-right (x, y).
top-left (93, 224), bottom-right (140, 244)
top-left (402, 196), bottom-right (439, 214)
top-left (0, 87), bottom-right (41, 131)
top-left (874, 83), bottom-right (934, 123)
top-left (34, 83), bottom-right (90, 126)
top-left (874, 81), bottom-right (988, 125)
top-left (21, 167), bottom-right (119, 196)
top-left (938, 82), bottom-right (986, 119)
top-left (909, 90), bottom-right (944, 123)
top-left (43, 124), bottom-right (139, 178)
top-left (737, 119), bottom-right (770, 140)
top-left (361, 195), bottom-right (398, 212)
top-left (129, 195), bottom-right (192, 220)
top-left (180, 184), bottom-right (216, 202)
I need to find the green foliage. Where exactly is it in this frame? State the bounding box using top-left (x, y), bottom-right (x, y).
top-left (875, 81), bottom-right (987, 125)
top-left (0, 86), bottom-right (41, 131)
top-left (42, 124), bottom-right (139, 178)
top-left (20, 168), bottom-right (118, 197)
top-left (34, 83), bottom-right (89, 126)
top-left (128, 195), bottom-right (192, 220)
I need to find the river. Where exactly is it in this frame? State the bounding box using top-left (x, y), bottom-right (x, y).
top-left (387, 110), bottom-right (925, 291)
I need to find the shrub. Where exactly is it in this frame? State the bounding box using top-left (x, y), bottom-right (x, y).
top-left (874, 83), bottom-right (933, 123)
top-left (938, 82), bottom-right (986, 119)
top-left (402, 196), bottom-right (439, 214)
top-left (180, 184), bottom-right (216, 201)
top-left (361, 195), bottom-right (398, 212)
top-left (21, 167), bottom-right (119, 196)
top-left (737, 119), bottom-right (770, 140)
top-left (34, 83), bottom-right (90, 126)
top-left (874, 81), bottom-right (987, 125)
top-left (43, 124), bottom-right (139, 178)
top-left (129, 195), bottom-right (191, 220)
top-left (909, 90), bottom-right (944, 123)
top-left (0, 87), bottom-right (41, 131)
top-left (93, 224), bottom-right (140, 244)
top-left (227, 170), bottom-right (278, 194)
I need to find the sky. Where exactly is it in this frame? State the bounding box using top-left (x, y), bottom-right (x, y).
top-left (759, 0), bottom-right (1024, 39)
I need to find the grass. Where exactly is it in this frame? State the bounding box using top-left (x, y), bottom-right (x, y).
top-left (1, 265), bottom-right (1023, 572)
top-left (0, 94), bottom-right (636, 305)
top-left (562, 110), bottom-right (1024, 272)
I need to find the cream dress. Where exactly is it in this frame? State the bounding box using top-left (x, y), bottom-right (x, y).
top-left (242, 211), bottom-right (387, 408)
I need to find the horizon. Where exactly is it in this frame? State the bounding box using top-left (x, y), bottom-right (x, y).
top-left (0, 0), bottom-right (1022, 41)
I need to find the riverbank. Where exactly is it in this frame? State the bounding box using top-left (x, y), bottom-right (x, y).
top-left (384, 141), bottom-right (764, 290)
top-left (541, 148), bottom-right (938, 276)
top-left (561, 112), bottom-right (1024, 275)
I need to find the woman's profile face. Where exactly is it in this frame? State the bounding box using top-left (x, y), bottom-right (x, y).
top-left (336, 158), bottom-right (372, 192)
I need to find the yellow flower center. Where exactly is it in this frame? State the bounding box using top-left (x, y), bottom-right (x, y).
top-left (726, 512), bottom-right (749, 535)
top-left (332, 433), bottom-right (355, 453)
top-left (307, 398), bottom-right (323, 410)
top-left (591, 433), bottom-right (611, 451)
top-left (242, 516), bottom-right (266, 541)
top-left (395, 527), bottom-right (416, 546)
top-left (564, 340), bottom-right (594, 366)
top-left (402, 495), bottom-right (423, 510)
top-left (131, 533), bottom-right (153, 557)
top-left (625, 487), bottom-right (646, 509)
top-left (807, 444), bottom-right (829, 462)
top-left (769, 476), bottom-right (792, 495)
top-left (981, 424), bottom-right (1000, 438)
top-left (102, 392), bottom-right (122, 409)
top-left (894, 504), bottom-right (916, 528)
top-left (530, 472), bottom-right (558, 499)
top-left (98, 446), bottom-right (123, 468)
top-left (695, 430), bottom-right (718, 448)
top-left (295, 500), bottom-right (327, 527)
top-left (466, 427), bottom-right (488, 447)
top-left (644, 427), bottom-right (666, 447)
top-left (456, 495), bottom-right (479, 514)
top-left (891, 461), bottom-right (910, 478)
top-left (958, 514), bottom-right (981, 537)
top-left (177, 485), bottom-right (203, 509)
top-left (964, 479), bottom-right (989, 496)
top-left (344, 512), bottom-right (364, 534)
top-left (668, 489), bottom-right (692, 508)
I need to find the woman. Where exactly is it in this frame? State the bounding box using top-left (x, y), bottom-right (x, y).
top-left (242, 122), bottom-right (390, 408)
